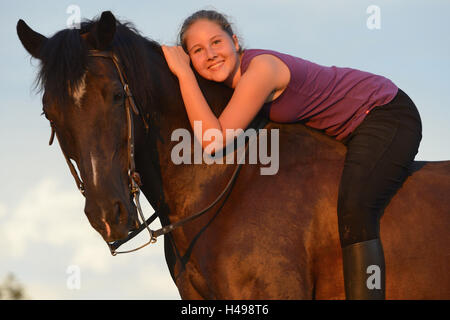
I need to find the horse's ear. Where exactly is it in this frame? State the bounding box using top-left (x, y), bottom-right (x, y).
top-left (94, 11), bottom-right (116, 50)
top-left (16, 19), bottom-right (47, 59)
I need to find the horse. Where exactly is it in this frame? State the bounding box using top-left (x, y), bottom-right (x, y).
top-left (17, 11), bottom-right (450, 299)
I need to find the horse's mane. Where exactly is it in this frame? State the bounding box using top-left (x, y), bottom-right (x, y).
top-left (35, 16), bottom-right (163, 109)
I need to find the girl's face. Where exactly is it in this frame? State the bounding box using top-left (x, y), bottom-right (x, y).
top-left (185, 19), bottom-right (241, 86)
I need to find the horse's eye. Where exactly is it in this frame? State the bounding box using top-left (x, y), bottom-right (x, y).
top-left (113, 92), bottom-right (124, 102)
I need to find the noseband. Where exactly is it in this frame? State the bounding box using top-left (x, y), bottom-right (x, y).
top-left (48, 49), bottom-right (256, 256)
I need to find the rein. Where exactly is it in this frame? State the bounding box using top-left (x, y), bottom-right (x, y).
top-left (49, 49), bottom-right (254, 256)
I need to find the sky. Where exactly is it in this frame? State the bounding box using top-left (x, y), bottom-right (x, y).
top-left (0, 0), bottom-right (449, 299)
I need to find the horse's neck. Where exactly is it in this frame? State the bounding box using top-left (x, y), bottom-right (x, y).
top-left (137, 57), bottom-right (237, 226)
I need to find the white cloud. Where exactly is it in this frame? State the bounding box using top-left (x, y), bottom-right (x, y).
top-left (0, 178), bottom-right (90, 257)
top-left (0, 177), bottom-right (180, 299)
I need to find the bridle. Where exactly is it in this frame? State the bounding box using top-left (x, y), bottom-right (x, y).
top-left (47, 49), bottom-right (256, 256)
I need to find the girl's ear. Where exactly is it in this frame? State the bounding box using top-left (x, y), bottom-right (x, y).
top-left (232, 34), bottom-right (240, 52)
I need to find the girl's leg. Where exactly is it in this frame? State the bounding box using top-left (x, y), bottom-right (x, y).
top-left (337, 89), bottom-right (422, 299)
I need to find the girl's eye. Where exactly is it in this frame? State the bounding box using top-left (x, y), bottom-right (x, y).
top-left (212, 39), bottom-right (221, 45)
top-left (193, 47), bottom-right (202, 54)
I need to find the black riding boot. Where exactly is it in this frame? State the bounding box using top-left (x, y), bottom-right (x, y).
top-left (342, 238), bottom-right (386, 300)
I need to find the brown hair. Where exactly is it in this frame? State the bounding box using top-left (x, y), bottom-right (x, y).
top-left (178, 9), bottom-right (243, 53)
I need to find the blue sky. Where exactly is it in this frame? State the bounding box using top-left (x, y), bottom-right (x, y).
top-left (0, 0), bottom-right (449, 299)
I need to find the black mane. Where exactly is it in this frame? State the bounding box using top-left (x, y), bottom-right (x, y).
top-left (36, 27), bottom-right (87, 105)
top-left (36, 17), bottom-right (163, 109)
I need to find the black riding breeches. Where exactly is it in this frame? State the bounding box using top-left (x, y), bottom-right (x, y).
top-left (337, 88), bottom-right (422, 248)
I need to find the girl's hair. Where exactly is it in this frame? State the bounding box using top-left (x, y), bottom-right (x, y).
top-left (178, 9), bottom-right (243, 53)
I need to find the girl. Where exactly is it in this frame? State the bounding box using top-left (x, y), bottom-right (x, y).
top-left (161, 9), bottom-right (422, 299)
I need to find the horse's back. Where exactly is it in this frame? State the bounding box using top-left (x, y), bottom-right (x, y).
top-left (381, 160), bottom-right (450, 299)
top-left (248, 125), bottom-right (450, 299)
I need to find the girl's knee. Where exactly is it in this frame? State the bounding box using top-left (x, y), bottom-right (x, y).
top-left (337, 194), bottom-right (380, 247)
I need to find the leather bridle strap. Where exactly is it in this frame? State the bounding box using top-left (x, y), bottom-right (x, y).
top-left (85, 49), bottom-right (145, 196)
top-left (49, 120), bottom-right (85, 195)
top-left (88, 50), bottom-right (143, 118)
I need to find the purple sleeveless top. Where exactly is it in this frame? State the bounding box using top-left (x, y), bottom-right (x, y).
top-left (240, 49), bottom-right (398, 141)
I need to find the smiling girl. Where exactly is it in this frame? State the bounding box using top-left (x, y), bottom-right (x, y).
top-left (161, 9), bottom-right (422, 300)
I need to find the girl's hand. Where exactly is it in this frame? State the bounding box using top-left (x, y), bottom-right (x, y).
top-left (161, 45), bottom-right (192, 78)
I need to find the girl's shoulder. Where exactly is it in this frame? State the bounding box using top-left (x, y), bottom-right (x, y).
top-left (241, 49), bottom-right (309, 90)
top-left (240, 49), bottom-right (285, 73)
top-left (240, 49), bottom-right (302, 77)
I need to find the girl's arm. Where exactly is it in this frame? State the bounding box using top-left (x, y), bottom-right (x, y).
top-left (162, 46), bottom-right (288, 154)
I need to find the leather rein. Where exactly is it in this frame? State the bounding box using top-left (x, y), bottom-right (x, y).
top-left (47, 49), bottom-right (250, 256)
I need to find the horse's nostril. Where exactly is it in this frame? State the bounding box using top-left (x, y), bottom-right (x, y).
top-left (115, 201), bottom-right (134, 231)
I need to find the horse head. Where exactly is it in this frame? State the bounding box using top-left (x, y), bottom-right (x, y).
top-left (16, 11), bottom-right (149, 242)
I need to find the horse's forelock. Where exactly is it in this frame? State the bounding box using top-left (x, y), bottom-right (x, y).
top-left (35, 27), bottom-right (88, 106)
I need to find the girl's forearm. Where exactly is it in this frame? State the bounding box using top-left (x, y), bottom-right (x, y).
top-left (178, 71), bottom-right (224, 151)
